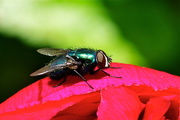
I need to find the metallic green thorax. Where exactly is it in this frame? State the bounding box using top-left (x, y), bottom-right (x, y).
top-left (68, 48), bottom-right (96, 64)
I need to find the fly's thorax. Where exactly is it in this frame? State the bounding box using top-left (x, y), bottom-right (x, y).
top-left (49, 68), bottom-right (70, 80)
top-left (78, 53), bottom-right (95, 63)
top-left (68, 49), bottom-right (96, 64)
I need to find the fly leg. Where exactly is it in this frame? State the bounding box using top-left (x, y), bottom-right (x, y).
top-left (100, 69), bottom-right (122, 78)
top-left (73, 70), bottom-right (94, 89)
top-left (109, 67), bottom-right (122, 69)
top-left (90, 68), bottom-right (122, 78)
top-left (52, 77), bottom-right (67, 87)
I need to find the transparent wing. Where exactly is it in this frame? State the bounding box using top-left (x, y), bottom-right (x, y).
top-left (37, 48), bottom-right (69, 56)
top-left (30, 63), bottom-right (67, 76)
top-left (30, 59), bottom-right (81, 76)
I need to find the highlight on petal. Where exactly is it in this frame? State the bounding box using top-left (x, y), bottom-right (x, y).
top-left (97, 87), bottom-right (145, 120)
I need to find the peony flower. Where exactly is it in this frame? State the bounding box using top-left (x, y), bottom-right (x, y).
top-left (0, 63), bottom-right (179, 120)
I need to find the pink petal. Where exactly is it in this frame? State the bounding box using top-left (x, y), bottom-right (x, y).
top-left (97, 87), bottom-right (145, 120)
top-left (143, 97), bottom-right (170, 120)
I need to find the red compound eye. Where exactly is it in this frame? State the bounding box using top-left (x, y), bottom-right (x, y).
top-left (96, 50), bottom-right (110, 68)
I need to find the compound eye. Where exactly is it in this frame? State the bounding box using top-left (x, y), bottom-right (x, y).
top-left (96, 50), bottom-right (110, 68)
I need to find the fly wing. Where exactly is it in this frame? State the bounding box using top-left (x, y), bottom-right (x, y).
top-left (30, 65), bottom-right (55, 76)
top-left (30, 59), bottom-right (81, 76)
top-left (30, 64), bottom-right (67, 76)
top-left (37, 48), bottom-right (70, 56)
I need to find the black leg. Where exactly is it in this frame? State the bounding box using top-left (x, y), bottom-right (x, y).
top-left (109, 67), bottom-right (122, 69)
top-left (52, 77), bottom-right (67, 87)
top-left (90, 67), bottom-right (122, 78)
top-left (73, 70), bottom-right (94, 89)
top-left (100, 69), bottom-right (122, 78)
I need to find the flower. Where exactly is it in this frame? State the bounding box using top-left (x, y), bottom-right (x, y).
top-left (0, 63), bottom-right (179, 120)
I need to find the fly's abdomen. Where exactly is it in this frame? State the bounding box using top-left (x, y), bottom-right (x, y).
top-left (49, 68), bottom-right (69, 80)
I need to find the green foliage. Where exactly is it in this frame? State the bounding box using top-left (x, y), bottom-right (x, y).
top-left (0, 0), bottom-right (145, 64)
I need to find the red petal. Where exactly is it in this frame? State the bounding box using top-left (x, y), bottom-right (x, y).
top-left (127, 86), bottom-right (179, 103)
top-left (97, 87), bottom-right (144, 120)
top-left (51, 92), bottom-right (100, 120)
top-left (126, 86), bottom-right (180, 119)
top-left (143, 97), bottom-right (170, 120)
top-left (107, 63), bottom-right (180, 90)
top-left (163, 95), bottom-right (180, 120)
top-left (0, 92), bottom-right (100, 120)
top-left (0, 63), bottom-right (179, 118)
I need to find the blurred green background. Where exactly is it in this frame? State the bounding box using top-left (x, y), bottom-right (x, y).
top-left (0, 0), bottom-right (179, 103)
